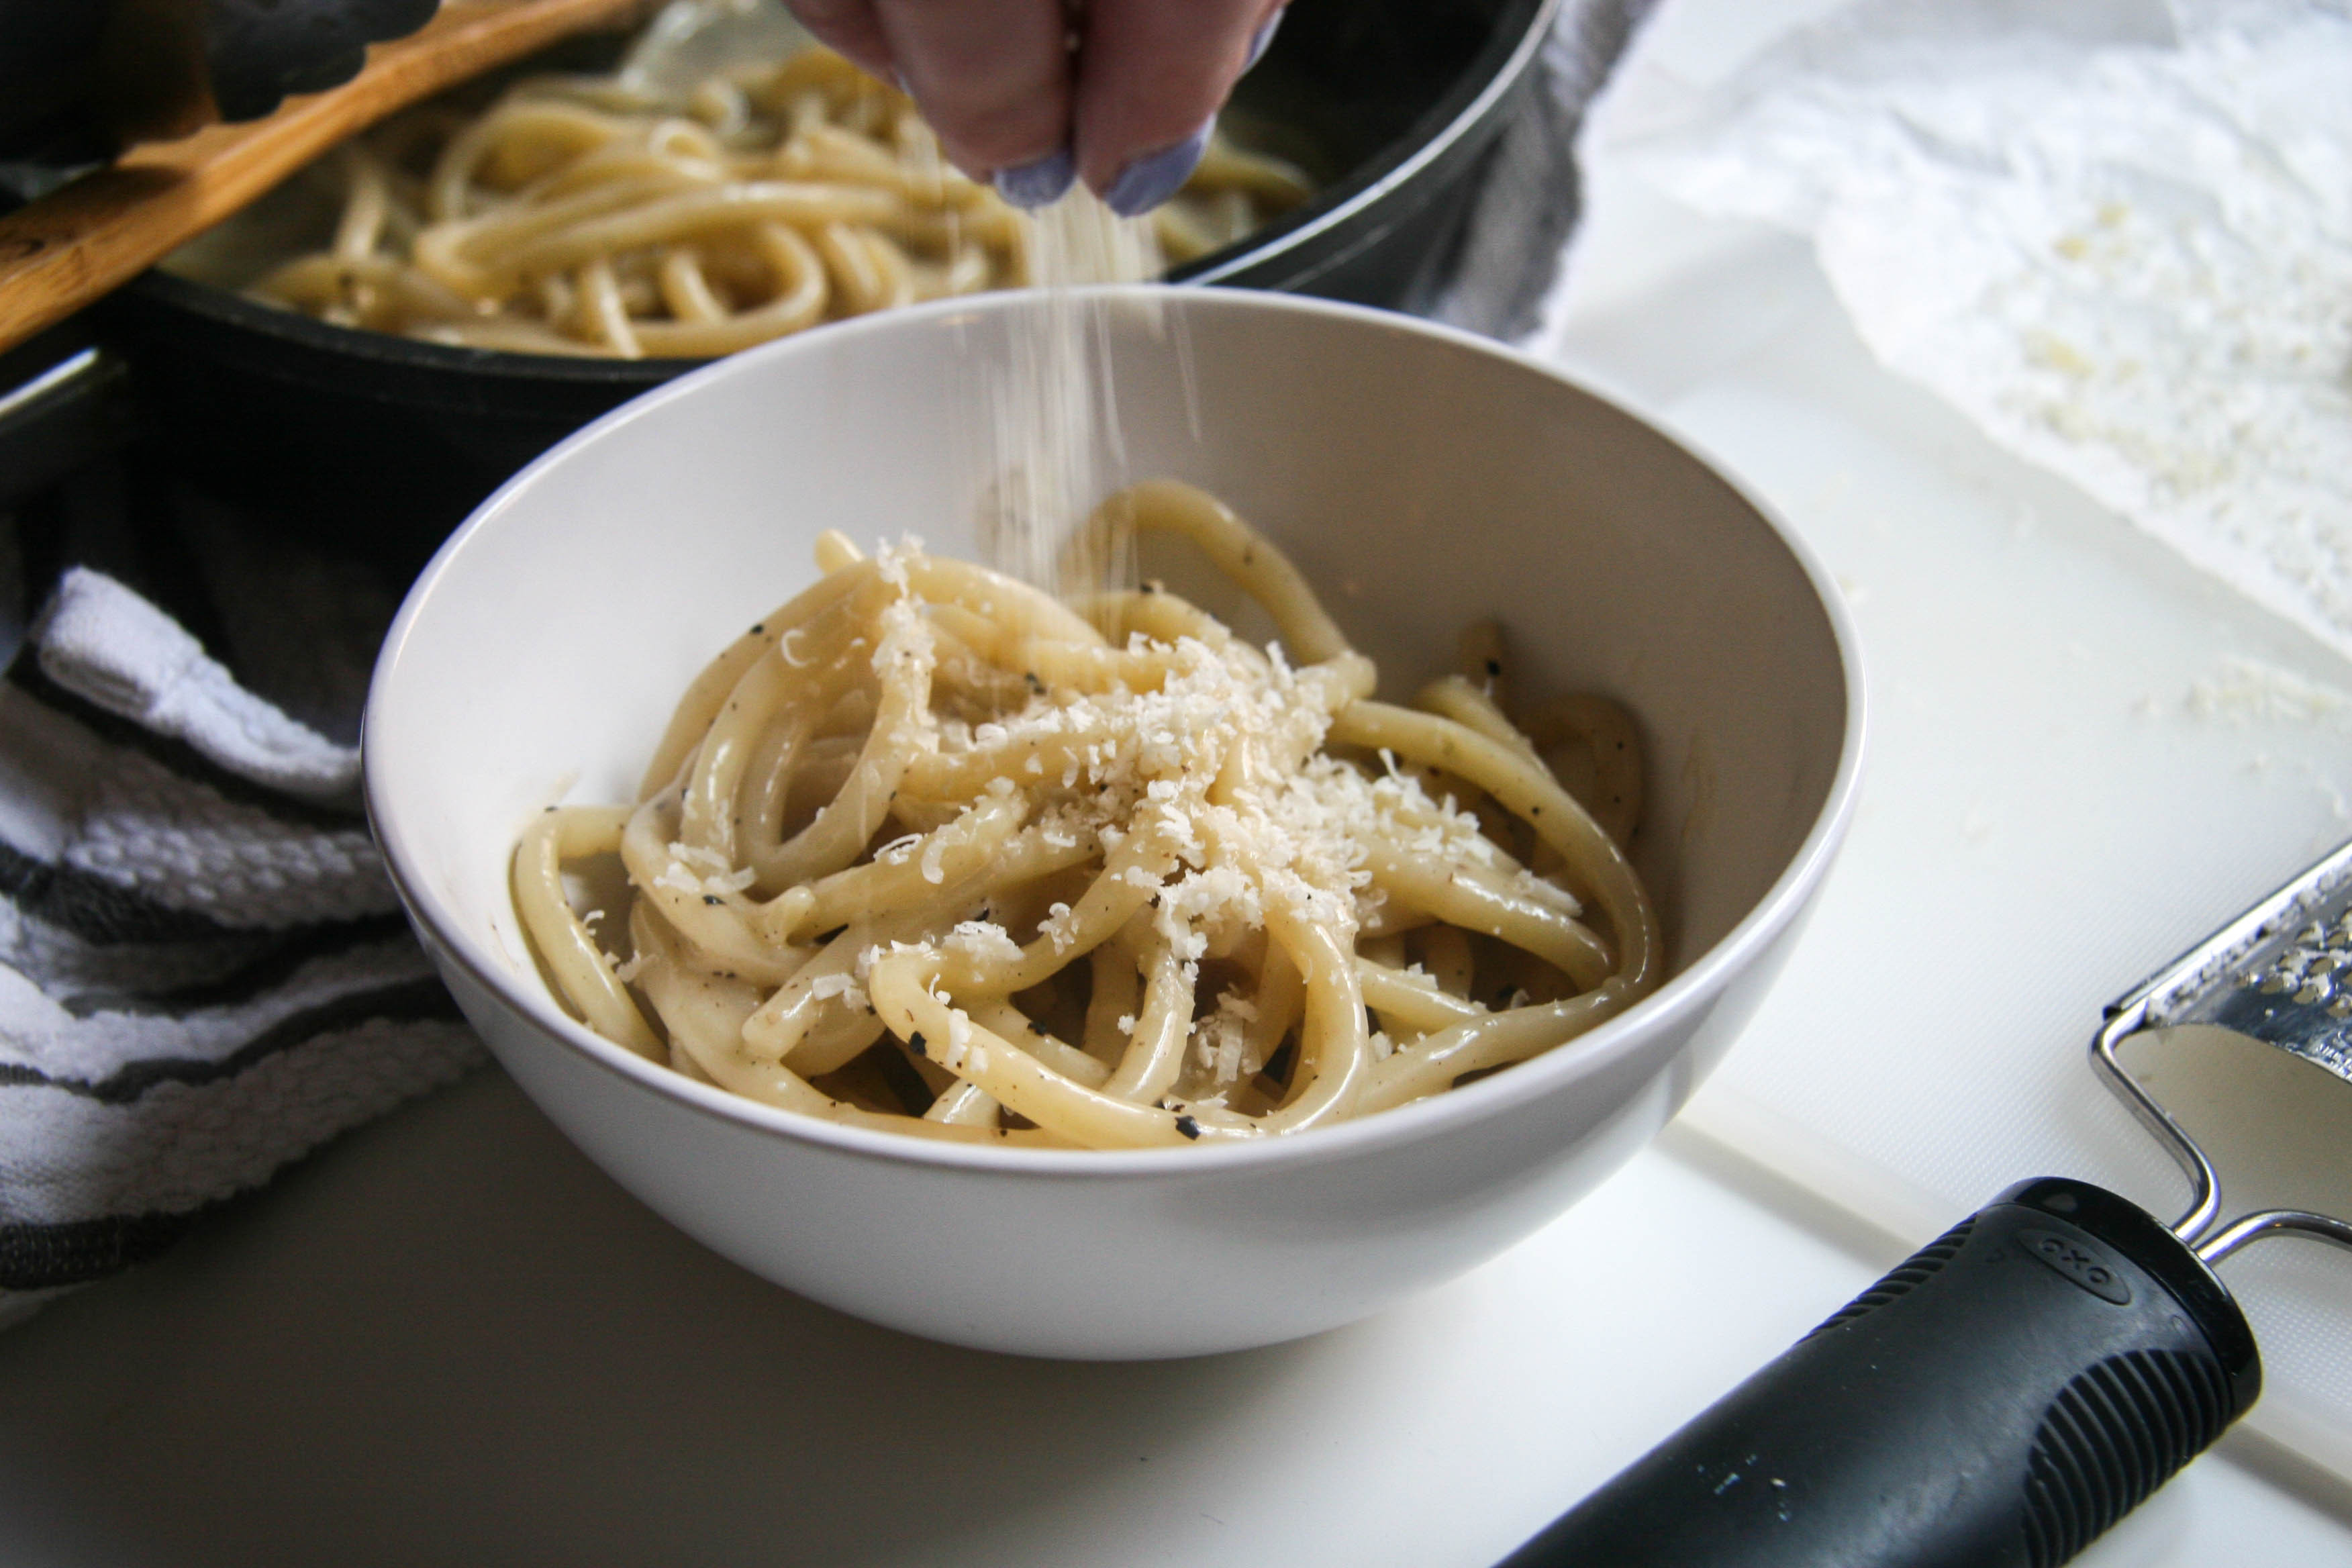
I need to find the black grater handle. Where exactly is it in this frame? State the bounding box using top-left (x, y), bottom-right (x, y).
top-left (1499, 1179), bottom-right (2261, 1568)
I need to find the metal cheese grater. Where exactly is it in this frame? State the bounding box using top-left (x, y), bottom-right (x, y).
top-left (2098, 836), bottom-right (2352, 1263)
top-left (1506, 840), bottom-right (2352, 1568)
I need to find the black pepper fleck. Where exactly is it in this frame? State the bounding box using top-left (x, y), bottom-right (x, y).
top-left (702, 895), bottom-right (722, 905)
top-left (1485, 658), bottom-right (1502, 677)
top-left (908, 1032), bottom-right (928, 1057)
top-left (751, 622), bottom-right (765, 634)
top-left (1175, 1115), bottom-right (1201, 1140)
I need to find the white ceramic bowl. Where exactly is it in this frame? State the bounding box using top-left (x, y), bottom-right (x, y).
top-left (366, 289), bottom-right (1863, 1360)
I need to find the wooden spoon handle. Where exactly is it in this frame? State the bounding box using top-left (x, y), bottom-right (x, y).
top-left (0, 0), bottom-right (654, 356)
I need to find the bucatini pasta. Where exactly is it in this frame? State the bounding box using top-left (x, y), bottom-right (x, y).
top-left (181, 42), bottom-right (1310, 358)
top-left (514, 481), bottom-right (1661, 1148)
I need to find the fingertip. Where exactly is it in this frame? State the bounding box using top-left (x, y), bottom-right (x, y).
top-left (1071, 0), bottom-right (1267, 198)
top-left (1244, 9), bottom-right (1282, 70)
top-left (994, 146), bottom-right (1077, 209)
top-left (871, 0), bottom-right (1071, 181)
top-left (1099, 119), bottom-right (1214, 218)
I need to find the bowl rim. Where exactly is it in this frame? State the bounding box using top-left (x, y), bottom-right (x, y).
top-left (364, 284), bottom-right (1868, 1179)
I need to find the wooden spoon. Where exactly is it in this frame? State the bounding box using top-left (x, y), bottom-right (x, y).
top-left (0, 0), bottom-right (657, 356)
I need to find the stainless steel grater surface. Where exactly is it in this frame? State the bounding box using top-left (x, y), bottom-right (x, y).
top-left (2168, 877), bottom-right (2352, 1080)
top-left (2096, 836), bottom-right (2352, 1264)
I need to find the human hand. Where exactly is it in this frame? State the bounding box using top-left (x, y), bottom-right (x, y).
top-left (782, 0), bottom-right (1283, 213)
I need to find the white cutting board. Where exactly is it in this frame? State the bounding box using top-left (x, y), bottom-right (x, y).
top-left (1538, 0), bottom-right (2352, 1488)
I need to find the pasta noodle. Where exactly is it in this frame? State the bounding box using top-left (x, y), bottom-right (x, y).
top-left (514, 481), bottom-right (1663, 1148)
top-left (181, 42), bottom-right (1312, 358)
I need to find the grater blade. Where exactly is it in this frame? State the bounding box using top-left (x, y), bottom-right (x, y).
top-left (2179, 916), bottom-right (2352, 1086)
top-left (2095, 836), bottom-right (2352, 1260)
top-left (2110, 837), bottom-right (2352, 1080)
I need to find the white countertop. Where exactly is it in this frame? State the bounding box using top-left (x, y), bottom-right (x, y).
top-left (0, 1076), bottom-right (2342, 1566)
top-left (3, 0), bottom-right (2350, 1561)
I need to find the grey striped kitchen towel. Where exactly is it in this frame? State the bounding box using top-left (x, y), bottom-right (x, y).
top-left (0, 567), bottom-right (481, 1327)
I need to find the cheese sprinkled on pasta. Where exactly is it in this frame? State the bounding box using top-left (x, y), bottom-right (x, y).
top-left (514, 481), bottom-right (1660, 1147)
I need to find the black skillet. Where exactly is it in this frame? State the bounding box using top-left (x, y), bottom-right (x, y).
top-left (52, 0), bottom-right (1555, 572)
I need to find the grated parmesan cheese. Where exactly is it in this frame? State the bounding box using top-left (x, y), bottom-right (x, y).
top-left (807, 971), bottom-right (870, 1012)
top-left (944, 920), bottom-right (1024, 964)
top-left (1020, 902), bottom-right (1070, 954)
top-left (779, 545), bottom-right (1591, 1100)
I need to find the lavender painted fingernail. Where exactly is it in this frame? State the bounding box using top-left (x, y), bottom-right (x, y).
top-left (1103, 120), bottom-right (1213, 217)
top-left (1244, 9), bottom-right (1283, 70)
top-left (994, 146), bottom-right (1077, 209)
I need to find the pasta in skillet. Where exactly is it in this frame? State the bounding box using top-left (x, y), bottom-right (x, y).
top-left (514, 482), bottom-right (1660, 1146)
top-left (198, 43), bottom-right (1310, 358)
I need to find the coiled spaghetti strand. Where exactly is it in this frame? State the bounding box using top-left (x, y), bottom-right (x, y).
top-left (1329, 700), bottom-right (1659, 993)
top-left (1101, 920), bottom-right (1196, 1104)
top-left (513, 805), bottom-right (664, 1060)
top-left (619, 789), bottom-right (810, 987)
top-left (521, 484), bottom-right (1663, 1146)
top-left (868, 950), bottom-right (1244, 1147)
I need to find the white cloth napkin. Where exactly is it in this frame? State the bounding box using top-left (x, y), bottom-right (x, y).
top-left (0, 569), bottom-right (480, 1327)
top-left (1588, 0), bottom-right (2352, 660)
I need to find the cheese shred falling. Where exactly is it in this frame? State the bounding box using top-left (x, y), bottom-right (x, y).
top-left (513, 481), bottom-right (1661, 1148)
